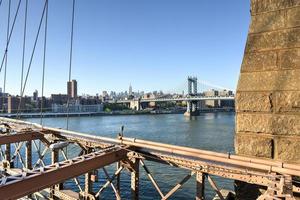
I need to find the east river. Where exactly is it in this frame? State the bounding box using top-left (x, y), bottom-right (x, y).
top-left (29, 112), bottom-right (235, 199)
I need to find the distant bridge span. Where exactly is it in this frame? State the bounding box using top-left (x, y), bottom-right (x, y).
top-left (108, 77), bottom-right (235, 116)
top-left (109, 96), bottom-right (235, 104)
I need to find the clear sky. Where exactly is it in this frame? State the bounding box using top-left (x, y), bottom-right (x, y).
top-left (0, 0), bottom-right (251, 96)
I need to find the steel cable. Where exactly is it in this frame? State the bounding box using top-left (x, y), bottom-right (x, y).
top-left (2, 0), bottom-right (10, 113)
top-left (16, 0), bottom-right (48, 117)
top-left (66, 0), bottom-right (76, 130)
top-left (20, 0), bottom-right (28, 100)
top-left (0, 0), bottom-right (22, 74)
top-left (40, 0), bottom-right (48, 125)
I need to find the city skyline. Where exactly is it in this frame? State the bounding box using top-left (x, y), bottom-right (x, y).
top-left (0, 1), bottom-right (250, 96)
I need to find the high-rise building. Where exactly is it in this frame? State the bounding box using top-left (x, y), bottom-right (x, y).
top-left (7, 96), bottom-right (25, 113)
top-left (67, 80), bottom-right (77, 98)
top-left (129, 84), bottom-right (133, 96)
top-left (33, 90), bottom-right (38, 101)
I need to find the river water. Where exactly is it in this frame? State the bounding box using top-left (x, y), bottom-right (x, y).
top-left (29, 112), bottom-right (235, 199)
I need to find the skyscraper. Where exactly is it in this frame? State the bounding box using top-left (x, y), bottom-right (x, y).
top-left (129, 84), bottom-right (133, 96)
top-left (33, 90), bottom-right (38, 101)
top-left (67, 80), bottom-right (78, 98)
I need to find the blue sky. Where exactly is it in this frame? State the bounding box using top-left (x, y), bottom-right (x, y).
top-left (0, 0), bottom-right (251, 96)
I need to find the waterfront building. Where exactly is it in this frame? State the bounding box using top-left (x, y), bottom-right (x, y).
top-left (51, 94), bottom-right (68, 105)
top-left (219, 90), bottom-right (233, 97)
top-left (51, 103), bottom-right (103, 113)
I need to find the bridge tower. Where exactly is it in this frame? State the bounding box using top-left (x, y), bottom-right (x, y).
top-left (235, 0), bottom-right (300, 199)
top-left (185, 76), bottom-right (200, 116)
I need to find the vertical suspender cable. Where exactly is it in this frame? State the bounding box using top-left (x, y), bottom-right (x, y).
top-left (20, 0), bottom-right (28, 102)
top-left (40, 0), bottom-right (48, 125)
top-left (0, 0), bottom-right (21, 74)
top-left (2, 0), bottom-right (11, 113)
top-left (0, 0), bottom-right (3, 11)
top-left (66, 0), bottom-right (76, 130)
top-left (16, 0), bottom-right (48, 117)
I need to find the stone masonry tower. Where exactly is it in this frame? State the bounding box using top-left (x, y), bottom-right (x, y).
top-left (235, 0), bottom-right (300, 199)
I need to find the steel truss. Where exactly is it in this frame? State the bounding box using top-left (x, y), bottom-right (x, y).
top-left (0, 117), bottom-right (299, 199)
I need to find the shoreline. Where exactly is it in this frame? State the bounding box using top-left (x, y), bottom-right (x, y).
top-left (0, 108), bottom-right (235, 119)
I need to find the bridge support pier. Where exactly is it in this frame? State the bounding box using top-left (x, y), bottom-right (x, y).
top-left (184, 101), bottom-right (199, 116)
top-left (130, 99), bottom-right (141, 111)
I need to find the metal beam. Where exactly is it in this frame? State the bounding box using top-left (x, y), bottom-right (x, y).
top-left (131, 158), bottom-right (139, 200)
top-left (162, 172), bottom-right (194, 200)
top-left (0, 132), bottom-right (43, 145)
top-left (140, 159), bottom-right (164, 198)
top-left (207, 175), bottom-right (225, 200)
top-left (0, 146), bottom-right (128, 200)
top-left (196, 172), bottom-right (205, 200)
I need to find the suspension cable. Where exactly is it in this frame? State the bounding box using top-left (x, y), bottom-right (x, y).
top-left (66, 0), bottom-right (76, 130)
top-left (20, 0), bottom-right (28, 98)
top-left (2, 0), bottom-right (11, 113)
top-left (0, 0), bottom-right (22, 74)
top-left (40, 0), bottom-right (48, 125)
top-left (16, 0), bottom-right (48, 117)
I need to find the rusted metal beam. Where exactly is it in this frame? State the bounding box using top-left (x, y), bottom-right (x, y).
top-left (50, 149), bottom-right (61, 199)
top-left (95, 165), bottom-right (124, 198)
top-left (0, 132), bottom-right (43, 145)
top-left (84, 148), bottom-right (93, 195)
top-left (0, 146), bottom-right (128, 200)
top-left (131, 158), bottom-right (139, 200)
top-left (206, 175), bottom-right (224, 200)
top-left (25, 141), bottom-right (32, 170)
top-left (140, 159), bottom-right (164, 198)
top-left (103, 167), bottom-right (121, 200)
top-left (121, 138), bottom-right (300, 177)
top-left (162, 172), bottom-right (195, 200)
top-left (196, 172), bottom-right (205, 200)
top-left (116, 161), bottom-right (121, 195)
top-left (138, 151), bottom-right (285, 192)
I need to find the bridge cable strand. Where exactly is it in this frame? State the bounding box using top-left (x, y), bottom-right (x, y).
top-left (197, 80), bottom-right (234, 92)
top-left (40, 0), bottom-right (48, 125)
top-left (20, 0), bottom-right (28, 102)
top-left (16, 0), bottom-right (48, 117)
top-left (66, 0), bottom-right (76, 130)
top-left (0, 0), bottom-right (22, 75)
top-left (2, 0), bottom-right (10, 113)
